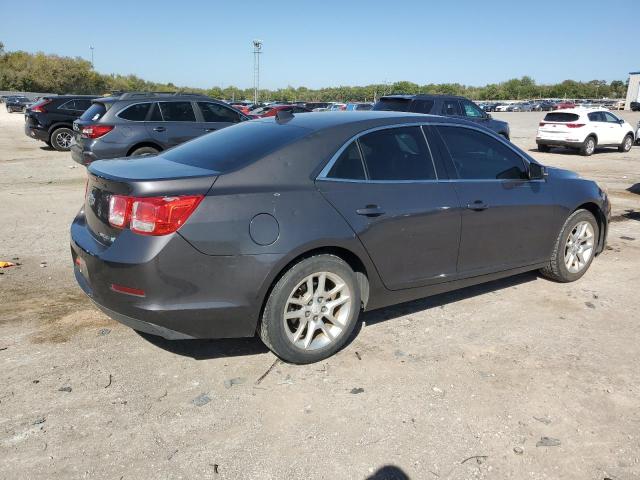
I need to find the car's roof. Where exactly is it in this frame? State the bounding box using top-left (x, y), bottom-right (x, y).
top-left (252, 110), bottom-right (476, 132)
top-left (380, 94), bottom-right (466, 100)
top-left (550, 107), bottom-right (609, 116)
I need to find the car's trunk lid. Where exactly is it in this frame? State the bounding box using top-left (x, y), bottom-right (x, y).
top-left (85, 156), bottom-right (218, 245)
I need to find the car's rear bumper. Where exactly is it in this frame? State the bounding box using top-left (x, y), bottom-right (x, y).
top-left (70, 142), bottom-right (97, 165)
top-left (24, 123), bottom-right (49, 142)
top-left (70, 210), bottom-right (283, 340)
top-left (536, 138), bottom-right (583, 148)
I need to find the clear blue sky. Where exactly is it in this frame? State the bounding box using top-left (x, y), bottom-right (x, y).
top-left (2, 0), bottom-right (636, 89)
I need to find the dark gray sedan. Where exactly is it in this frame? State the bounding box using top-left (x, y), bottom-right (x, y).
top-left (71, 111), bottom-right (610, 364)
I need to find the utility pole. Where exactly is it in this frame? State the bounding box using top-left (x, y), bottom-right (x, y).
top-left (90, 46), bottom-right (94, 68)
top-left (253, 40), bottom-right (263, 104)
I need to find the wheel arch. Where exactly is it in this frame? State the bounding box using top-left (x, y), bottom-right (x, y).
top-left (47, 122), bottom-right (73, 137)
top-left (256, 245), bottom-right (372, 333)
top-left (573, 201), bottom-right (606, 253)
top-left (126, 142), bottom-right (163, 156)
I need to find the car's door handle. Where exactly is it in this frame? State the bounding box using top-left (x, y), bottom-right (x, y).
top-left (204, 128), bottom-right (216, 132)
top-left (356, 205), bottom-right (385, 217)
top-left (153, 126), bottom-right (166, 132)
top-left (467, 200), bottom-right (489, 211)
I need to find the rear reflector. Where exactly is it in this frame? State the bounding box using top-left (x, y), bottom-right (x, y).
top-left (110, 283), bottom-right (146, 297)
top-left (108, 194), bottom-right (204, 235)
top-left (566, 123), bottom-right (585, 128)
top-left (81, 124), bottom-right (114, 139)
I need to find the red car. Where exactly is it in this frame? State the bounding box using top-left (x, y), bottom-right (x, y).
top-left (553, 101), bottom-right (576, 110)
top-left (250, 104), bottom-right (312, 118)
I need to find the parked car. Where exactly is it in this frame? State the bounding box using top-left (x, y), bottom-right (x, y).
top-left (608, 100), bottom-right (625, 110)
top-left (537, 108), bottom-right (635, 155)
top-left (327, 103), bottom-right (347, 111)
top-left (373, 94), bottom-right (510, 139)
top-left (346, 102), bottom-right (373, 111)
top-left (481, 103), bottom-right (501, 112)
top-left (532, 101), bottom-right (554, 111)
top-left (554, 101), bottom-right (576, 110)
top-left (23, 95), bottom-right (95, 150)
top-left (6, 96), bottom-right (32, 113)
top-left (630, 101), bottom-right (640, 112)
top-left (508, 102), bottom-right (534, 112)
top-left (70, 92), bottom-right (249, 165)
top-left (250, 104), bottom-right (312, 118)
top-left (313, 102), bottom-right (344, 112)
top-left (636, 120), bottom-right (640, 145)
top-left (304, 102), bottom-right (331, 111)
top-left (494, 103), bottom-right (512, 112)
top-left (70, 110), bottom-right (609, 363)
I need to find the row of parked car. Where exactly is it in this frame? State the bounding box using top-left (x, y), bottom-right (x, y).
top-left (480, 99), bottom-right (627, 113)
top-left (14, 90), bottom-right (638, 164)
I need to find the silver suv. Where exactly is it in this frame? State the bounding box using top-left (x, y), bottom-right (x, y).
top-left (71, 92), bottom-right (249, 165)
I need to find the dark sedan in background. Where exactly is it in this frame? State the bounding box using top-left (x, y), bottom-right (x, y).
top-left (71, 111), bottom-right (609, 364)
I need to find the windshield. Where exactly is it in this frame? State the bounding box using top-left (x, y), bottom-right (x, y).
top-left (80, 103), bottom-right (108, 122)
top-left (372, 98), bottom-right (411, 112)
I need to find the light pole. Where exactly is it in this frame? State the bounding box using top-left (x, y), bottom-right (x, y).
top-left (90, 46), bottom-right (94, 68)
top-left (253, 40), bottom-right (262, 104)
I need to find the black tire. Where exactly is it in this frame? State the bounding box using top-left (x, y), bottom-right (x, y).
top-left (129, 146), bottom-right (159, 157)
top-left (539, 209), bottom-right (599, 283)
top-left (618, 134), bottom-right (633, 153)
top-left (580, 136), bottom-right (596, 156)
top-left (259, 254), bottom-right (361, 364)
top-left (537, 144), bottom-right (550, 152)
top-left (50, 127), bottom-right (74, 151)
top-left (45, 140), bottom-right (53, 148)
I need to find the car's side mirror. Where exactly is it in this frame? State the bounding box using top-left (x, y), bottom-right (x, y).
top-left (529, 162), bottom-right (547, 180)
top-left (618, 119), bottom-right (625, 124)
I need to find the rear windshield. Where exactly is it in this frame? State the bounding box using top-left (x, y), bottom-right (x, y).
top-left (372, 98), bottom-right (411, 112)
top-left (162, 120), bottom-right (311, 173)
top-left (81, 102), bottom-right (108, 122)
top-left (543, 112), bottom-right (580, 122)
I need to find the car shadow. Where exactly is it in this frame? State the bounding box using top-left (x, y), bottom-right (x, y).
top-left (39, 146), bottom-right (55, 151)
top-left (610, 209), bottom-right (640, 223)
top-left (527, 147), bottom-right (614, 155)
top-left (366, 465), bottom-right (410, 480)
top-left (627, 183), bottom-right (640, 195)
top-left (139, 272), bottom-right (538, 361)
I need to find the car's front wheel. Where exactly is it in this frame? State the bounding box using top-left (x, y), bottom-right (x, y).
top-left (259, 254), bottom-right (361, 364)
top-left (618, 134), bottom-right (633, 153)
top-left (540, 209), bottom-right (599, 283)
top-left (50, 127), bottom-right (74, 151)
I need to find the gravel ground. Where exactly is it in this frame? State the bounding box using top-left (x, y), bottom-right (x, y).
top-left (1, 108), bottom-right (640, 480)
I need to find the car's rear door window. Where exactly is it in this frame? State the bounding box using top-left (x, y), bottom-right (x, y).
top-left (409, 99), bottom-right (434, 114)
top-left (441, 100), bottom-right (462, 116)
top-left (158, 101), bottom-right (196, 122)
top-left (357, 127), bottom-right (437, 181)
top-left (74, 99), bottom-right (93, 111)
top-left (197, 102), bottom-right (241, 123)
top-left (326, 142), bottom-right (366, 180)
top-left (118, 103), bottom-right (151, 121)
top-left (436, 126), bottom-right (528, 180)
top-left (587, 112), bottom-right (606, 122)
top-left (149, 103), bottom-right (163, 121)
top-left (373, 98), bottom-right (411, 111)
top-left (59, 100), bottom-right (77, 111)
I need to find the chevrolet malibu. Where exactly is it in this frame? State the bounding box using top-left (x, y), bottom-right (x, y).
top-left (71, 111), bottom-right (610, 364)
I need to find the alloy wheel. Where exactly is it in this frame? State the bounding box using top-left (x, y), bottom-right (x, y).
top-left (586, 138), bottom-right (595, 155)
top-left (283, 271), bottom-right (352, 350)
top-left (564, 221), bottom-right (595, 273)
top-left (56, 131), bottom-right (73, 149)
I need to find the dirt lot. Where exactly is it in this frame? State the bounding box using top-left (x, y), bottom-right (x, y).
top-left (1, 108), bottom-right (640, 480)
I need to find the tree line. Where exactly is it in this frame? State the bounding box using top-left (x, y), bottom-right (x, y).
top-left (0, 43), bottom-right (629, 102)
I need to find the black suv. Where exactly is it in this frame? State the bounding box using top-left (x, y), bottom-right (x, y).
top-left (373, 94), bottom-right (510, 139)
top-left (24, 95), bottom-right (97, 151)
top-left (71, 92), bottom-right (249, 165)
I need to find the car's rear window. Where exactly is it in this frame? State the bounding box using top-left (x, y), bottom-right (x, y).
top-left (162, 120), bottom-right (312, 173)
top-left (372, 98), bottom-right (412, 112)
top-left (81, 102), bottom-right (108, 122)
top-left (543, 112), bottom-right (580, 122)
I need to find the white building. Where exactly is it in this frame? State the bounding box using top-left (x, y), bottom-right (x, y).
top-left (624, 71), bottom-right (640, 110)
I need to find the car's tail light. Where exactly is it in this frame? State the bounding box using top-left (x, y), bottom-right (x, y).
top-left (108, 194), bottom-right (203, 235)
top-left (31, 99), bottom-right (52, 113)
top-left (108, 195), bottom-right (131, 228)
top-left (566, 123), bottom-right (585, 128)
top-left (539, 122), bottom-right (546, 126)
top-left (81, 125), bottom-right (114, 139)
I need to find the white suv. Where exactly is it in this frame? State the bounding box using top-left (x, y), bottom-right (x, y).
top-left (536, 108), bottom-right (635, 156)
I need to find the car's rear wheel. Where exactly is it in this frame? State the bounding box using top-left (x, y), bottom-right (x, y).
top-left (537, 144), bottom-right (550, 152)
top-left (259, 254), bottom-right (361, 364)
top-left (50, 127), bottom-right (74, 151)
top-left (130, 146), bottom-right (159, 157)
top-left (539, 209), bottom-right (599, 283)
top-left (618, 134), bottom-right (633, 153)
top-left (580, 136), bottom-right (596, 156)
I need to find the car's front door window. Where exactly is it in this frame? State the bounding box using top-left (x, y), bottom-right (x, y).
top-left (461, 100), bottom-right (485, 119)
